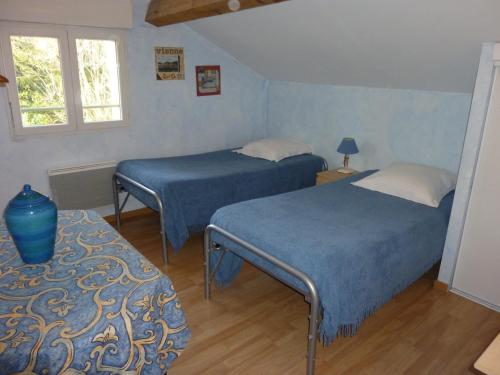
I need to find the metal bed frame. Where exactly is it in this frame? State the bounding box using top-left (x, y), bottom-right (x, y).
top-left (204, 224), bottom-right (321, 375)
top-left (112, 158), bottom-right (328, 267)
top-left (112, 172), bottom-right (169, 264)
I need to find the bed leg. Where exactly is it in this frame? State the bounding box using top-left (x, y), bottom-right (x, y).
top-left (150, 189), bottom-right (168, 264)
top-left (113, 172), bottom-right (168, 264)
top-left (160, 233), bottom-right (168, 265)
top-left (112, 174), bottom-right (121, 230)
top-left (306, 284), bottom-right (320, 375)
top-left (157, 201), bottom-right (168, 265)
top-left (204, 228), bottom-right (212, 300)
top-left (322, 158), bottom-right (329, 171)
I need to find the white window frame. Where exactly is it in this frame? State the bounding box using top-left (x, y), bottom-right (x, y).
top-left (68, 27), bottom-right (129, 131)
top-left (0, 22), bottom-right (129, 136)
top-left (0, 23), bottom-right (77, 135)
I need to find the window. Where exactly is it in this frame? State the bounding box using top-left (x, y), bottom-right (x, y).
top-left (0, 23), bottom-right (128, 136)
top-left (11, 35), bottom-right (68, 128)
top-left (76, 39), bottom-right (122, 123)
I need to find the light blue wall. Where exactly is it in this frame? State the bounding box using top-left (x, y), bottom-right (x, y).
top-left (267, 81), bottom-right (472, 173)
top-left (266, 79), bottom-right (476, 286)
top-left (129, 0), bottom-right (268, 157)
top-left (0, 0), bottom-right (268, 211)
top-left (0, 0), bottom-right (474, 225)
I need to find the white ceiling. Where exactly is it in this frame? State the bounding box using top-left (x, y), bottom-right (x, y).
top-left (188, 0), bottom-right (500, 93)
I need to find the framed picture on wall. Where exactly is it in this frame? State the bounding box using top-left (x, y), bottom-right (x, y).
top-left (196, 65), bottom-right (221, 96)
top-left (155, 47), bottom-right (184, 80)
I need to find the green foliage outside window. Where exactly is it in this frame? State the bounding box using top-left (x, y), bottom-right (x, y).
top-left (76, 39), bottom-right (121, 123)
top-left (11, 36), bottom-right (121, 128)
top-left (11, 36), bottom-right (66, 127)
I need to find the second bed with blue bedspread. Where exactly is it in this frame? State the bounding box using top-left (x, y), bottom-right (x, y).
top-left (116, 149), bottom-right (325, 251)
top-left (210, 171), bottom-right (454, 344)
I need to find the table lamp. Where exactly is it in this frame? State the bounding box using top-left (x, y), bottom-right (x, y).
top-left (336, 137), bottom-right (359, 174)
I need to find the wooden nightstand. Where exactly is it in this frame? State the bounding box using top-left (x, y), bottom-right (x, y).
top-left (316, 170), bottom-right (358, 185)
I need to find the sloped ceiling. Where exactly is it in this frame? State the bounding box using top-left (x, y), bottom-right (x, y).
top-left (188, 0), bottom-right (500, 93)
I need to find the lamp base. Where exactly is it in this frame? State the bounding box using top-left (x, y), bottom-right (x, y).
top-left (336, 167), bottom-right (355, 174)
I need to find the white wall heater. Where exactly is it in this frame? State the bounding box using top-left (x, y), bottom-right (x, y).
top-left (48, 161), bottom-right (117, 210)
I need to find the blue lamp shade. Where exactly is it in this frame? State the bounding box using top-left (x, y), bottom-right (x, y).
top-left (337, 138), bottom-right (359, 155)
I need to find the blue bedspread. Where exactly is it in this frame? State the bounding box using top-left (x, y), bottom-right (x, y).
top-left (116, 149), bottom-right (325, 251)
top-left (210, 171), bottom-right (454, 344)
top-left (0, 210), bottom-right (190, 374)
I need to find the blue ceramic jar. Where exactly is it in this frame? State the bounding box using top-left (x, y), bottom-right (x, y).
top-left (4, 185), bottom-right (57, 264)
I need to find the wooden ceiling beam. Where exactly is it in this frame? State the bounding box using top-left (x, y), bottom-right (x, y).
top-left (146, 0), bottom-right (288, 27)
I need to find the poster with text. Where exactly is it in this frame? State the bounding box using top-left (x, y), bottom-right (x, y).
top-left (155, 47), bottom-right (184, 80)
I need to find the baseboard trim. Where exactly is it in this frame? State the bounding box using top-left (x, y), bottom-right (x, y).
top-left (451, 288), bottom-right (500, 313)
top-left (104, 207), bottom-right (154, 224)
top-left (433, 280), bottom-right (449, 292)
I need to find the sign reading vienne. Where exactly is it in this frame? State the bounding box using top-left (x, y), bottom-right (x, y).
top-left (155, 47), bottom-right (185, 80)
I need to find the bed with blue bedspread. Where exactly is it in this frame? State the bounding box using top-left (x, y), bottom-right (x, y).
top-left (209, 171), bottom-right (454, 344)
top-left (0, 210), bottom-right (190, 374)
top-left (116, 149), bottom-right (325, 251)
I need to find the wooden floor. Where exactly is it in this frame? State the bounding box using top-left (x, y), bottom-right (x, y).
top-left (112, 212), bottom-right (500, 375)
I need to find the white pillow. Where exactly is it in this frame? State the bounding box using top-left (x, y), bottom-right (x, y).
top-left (351, 162), bottom-right (457, 207)
top-left (234, 138), bottom-right (312, 162)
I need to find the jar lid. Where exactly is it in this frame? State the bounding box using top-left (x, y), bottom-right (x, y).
top-left (9, 185), bottom-right (49, 208)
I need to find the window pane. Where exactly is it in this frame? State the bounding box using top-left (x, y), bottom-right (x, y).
top-left (76, 39), bottom-right (122, 123)
top-left (10, 36), bottom-right (67, 127)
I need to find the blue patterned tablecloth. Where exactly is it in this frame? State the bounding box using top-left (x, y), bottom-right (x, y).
top-left (0, 210), bottom-right (190, 374)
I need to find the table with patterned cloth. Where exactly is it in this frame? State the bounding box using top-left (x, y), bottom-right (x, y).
top-left (0, 210), bottom-right (190, 374)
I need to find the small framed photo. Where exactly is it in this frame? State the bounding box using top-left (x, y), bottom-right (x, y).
top-left (196, 65), bottom-right (221, 96)
top-left (155, 47), bottom-right (184, 80)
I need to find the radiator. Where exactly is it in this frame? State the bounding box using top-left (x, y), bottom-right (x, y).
top-left (48, 161), bottom-right (117, 210)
